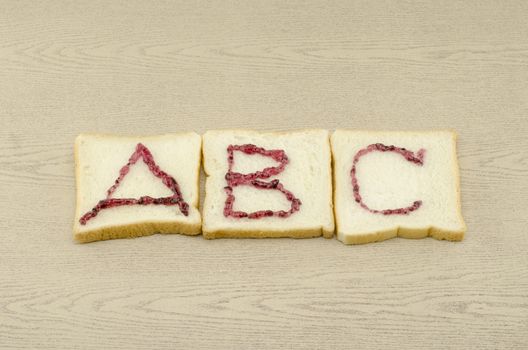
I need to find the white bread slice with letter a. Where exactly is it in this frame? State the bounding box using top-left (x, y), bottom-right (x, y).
top-left (202, 129), bottom-right (334, 239)
top-left (73, 133), bottom-right (201, 243)
top-left (331, 130), bottom-right (466, 245)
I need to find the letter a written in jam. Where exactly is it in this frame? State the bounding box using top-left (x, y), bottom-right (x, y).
top-left (79, 143), bottom-right (189, 225)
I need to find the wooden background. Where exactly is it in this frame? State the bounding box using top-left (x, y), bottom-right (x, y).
top-left (1, 1), bottom-right (527, 348)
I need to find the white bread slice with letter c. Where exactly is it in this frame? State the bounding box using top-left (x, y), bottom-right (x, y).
top-left (331, 130), bottom-right (466, 245)
top-left (73, 133), bottom-right (202, 243)
top-left (202, 129), bottom-right (334, 239)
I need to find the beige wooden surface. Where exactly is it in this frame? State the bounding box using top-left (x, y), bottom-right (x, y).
top-left (1, 1), bottom-right (527, 349)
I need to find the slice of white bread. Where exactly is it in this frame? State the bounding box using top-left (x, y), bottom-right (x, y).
top-left (202, 129), bottom-right (334, 239)
top-left (74, 133), bottom-right (202, 243)
top-left (331, 130), bottom-right (466, 245)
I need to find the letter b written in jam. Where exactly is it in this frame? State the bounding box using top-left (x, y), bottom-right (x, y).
top-left (223, 144), bottom-right (301, 219)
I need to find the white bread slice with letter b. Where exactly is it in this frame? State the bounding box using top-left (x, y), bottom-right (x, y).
top-left (331, 130), bottom-right (466, 245)
top-left (73, 133), bottom-right (202, 243)
top-left (202, 129), bottom-right (334, 239)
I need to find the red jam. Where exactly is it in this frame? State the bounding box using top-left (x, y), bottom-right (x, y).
top-left (351, 143), bottom-right (425, 215)
top-left (79, 143), bottom-right (189, 225)
top-left (223, 144), bottom-right (301, 219)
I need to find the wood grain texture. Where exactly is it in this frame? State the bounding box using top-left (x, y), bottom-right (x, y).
top-left (1, 0), bottom-right (527, 348)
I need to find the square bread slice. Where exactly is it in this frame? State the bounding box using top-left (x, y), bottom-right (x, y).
top-left (202, 129), bottom-right (334, 239)
top-left (331, 130), bottom-right (466, 245)
top-left (74, 133), bottom-right (202, 243)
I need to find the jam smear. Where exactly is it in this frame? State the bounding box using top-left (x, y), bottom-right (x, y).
top-left (79, 143), bottom-right (189, 225)
top-left (351, 143), bottom-right (425, 215)
top-left (224, 144), bottom-right (301, 219)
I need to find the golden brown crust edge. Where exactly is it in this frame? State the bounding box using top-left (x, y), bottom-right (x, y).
top-left (339, 226), bottom-right (465, 245)
top-left (203, 128), bottom-right (329, 137)
top-left (75, 221), bottom-right (201, 243)
top-left (451, 131), bottom-right (467, 236)
top-left (331, 130), bottom-right (467, 245)
top-left (323, 130), bottom-right (335, 238)
top-left (202, 227), bottom-right (327, 240)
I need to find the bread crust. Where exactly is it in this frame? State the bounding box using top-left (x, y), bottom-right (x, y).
top-left (331, 130), bottom-right (466, 245)
top-left (322, 131), bottom-right (335, 238)
top-left (338, 226), bottom-right (465, 245)
top-left (75, 221), bottom-right (201, 243)
top-left (203, 227), bottom-right (330, 239)
top-left (73, 133), bottom-right (202, 243)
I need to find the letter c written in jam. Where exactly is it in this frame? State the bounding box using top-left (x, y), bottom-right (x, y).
top-left (351, 143), bottom-right (425, 216)
top-left (223, 144), bottom-right (301, 219)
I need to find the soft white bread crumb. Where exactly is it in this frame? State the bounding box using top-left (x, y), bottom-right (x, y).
top-left (202, 129), bottom-right (334, 239)
top-left (331, 130), bottom-right (466, 244)
top-left (73, 133), bottom-right (202, 243)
